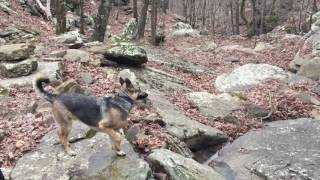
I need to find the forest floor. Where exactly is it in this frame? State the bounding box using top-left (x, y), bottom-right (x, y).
top-left (0, 1), bottom-right (319, 168)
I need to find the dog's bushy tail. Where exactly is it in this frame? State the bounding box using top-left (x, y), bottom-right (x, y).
top-left (33, 75), bottom-right (57, 103)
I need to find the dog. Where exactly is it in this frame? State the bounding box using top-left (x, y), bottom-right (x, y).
top-left (33, 76), bottom-right (148, 156)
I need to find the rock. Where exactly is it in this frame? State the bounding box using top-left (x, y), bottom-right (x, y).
top-left (55, 31), bottom-right (84, 48)
top-left (0, 37), bottom-right (6, 45)
top-left (43, 57), bottom-right (64, 62)
top-left (223, 56), bottom-right (240, 63)
top-left (0, 61), bottom-right (63, 88)
top-left (80, 72), bottom-right (93, 86)
top-left (122, 18), bottom-right (137, 39)
top-left (207, 118), bottom-right (320, 179)
top-left (0, 58), bottom-right (38, 78)
top-left (254, 42), bottom-right (275, 51)
top-left (118, 69), bottom-right (138, 86)
top-left (10, 122), bottom-right (151, 180)
top-left (104, 45), bottom-right (148, 66)
top-left (186, 92), bottom-right (240, 122)
top-left (148, 90), bottom-right (228, 151)
top-left (215, 64), bottom-right (287, 92)
top-left (0, 85), bottom-right (9, 96)
top-left (297, 57), bottom-right (320, 80)
top-left (203, 42), bottom-right (218, 51)
top-left (155, 32), bottom-right (165, 45)
top-left (0, 43), bottom-right (35, 61)
top-left (244, 104), bottom-right (270, 119)
top-left (219, 44), bottom-right (259, 55)
top-left (0, 129), bottom-right (6, 143)
top-left (49, 50), bottom-right (67, 58)
top-left (54, 79), bottom-right (85, 94)
top-left (64, 49), bottom-right (90, 63)
top-left (174, 22), bottom-right (192, 30)
top-left (286, 72), bottom-right (313, 85)
top-left (171, 29), bottom-right (199, 37)
top-left (147, 149), bottom-right (225, 180)
top-left (200, 29), bottom-right (209, 36)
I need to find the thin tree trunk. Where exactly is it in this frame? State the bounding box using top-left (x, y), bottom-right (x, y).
top-left (35, 0), bottom-right (52, 20)
top-left (240, 0), bottom-right (249, 32)
top-left (251, 0), bottom-right (257, 36)
top-left (235, 0), bottom-right (240, 34)
top-left (202, 0), bottom-right (206, 26)
top-left (151, 0), bottom-right (158, 45)
top-left (133, 0), bottom-right (138, 21)
top-left (91, 0), bottom-right (112, 42)
top-left (230, 0), bottom-right (235, 35)
top-left (55, 0), bottom-right (66, 34)
top-left (259, 0), bottom-right (266, 34)
top-left (135, 0), bottom-right (149, 39)
top-left (79, 0), bottom-right (85, 34)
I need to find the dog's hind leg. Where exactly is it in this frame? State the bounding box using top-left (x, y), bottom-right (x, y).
top-left (52, 102), bottom-right (76, 156)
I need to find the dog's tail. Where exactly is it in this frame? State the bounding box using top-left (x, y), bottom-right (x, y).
top-left (33, 75), bottom-right (57, 103)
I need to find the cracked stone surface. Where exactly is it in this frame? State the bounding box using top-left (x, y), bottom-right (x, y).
top-left (207, 118), bottom-right (320, 180)
top-left (10, 122), bottom-right (151, 180)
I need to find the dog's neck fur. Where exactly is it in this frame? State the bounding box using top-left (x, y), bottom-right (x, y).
top-left (110, 91), bottom-right (133, 113)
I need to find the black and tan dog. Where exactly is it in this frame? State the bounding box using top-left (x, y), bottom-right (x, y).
top-left (33, 76), bottom-right (148, 156)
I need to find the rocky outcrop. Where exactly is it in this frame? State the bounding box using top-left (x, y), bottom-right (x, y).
top-left (64, 49), bottom-right (90, 63)
top-left (10, 122), bottom-right (151, 180)
top-left (122, 18), bottom-right (137, 39)
top-left (0, 58), bottom-right (37, 78)
top-left (172, 22), bottom-right (199, 37)
top-left (54, 31), bottom-right (84, 49)
top-left (297, 57), bottom-right (320, 80)
top-left (207, 118), bottom-right (320, 179)
top-left (147, 149), bottom-right (225, 180)
top-left (215, 64), bottom-right (287, 92)
top-left (0, 43), bottom-right (35, 61)
top-left (186, 92), bottom-right (240, 123)
top-left (104, 45), bottom-right (148, 66)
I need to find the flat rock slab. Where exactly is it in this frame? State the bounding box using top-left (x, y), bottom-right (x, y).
top-left (0, 43), bottom-right (35, 61)
top-left (208, 118), bottom-right (320, 180)
top-left (0, 58), bottom-right (37, 78)
top-left (0, 61), bottom-right (63, 88)
top-left (215, 64), bottom-right (287, 92)
top-left (186, 92), bottom-right (240, 121)
top-left (10, 122), bottom-right (151, 180)
top-left (147, 149), bottom-right (225, 180)
top-left (104, 45), bottom-right (148, 66)
top-left (148, 90), bottom-right (228, 151)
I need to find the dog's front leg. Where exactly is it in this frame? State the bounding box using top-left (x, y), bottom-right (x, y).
top-left (99, 122), bottom-right (126, 156)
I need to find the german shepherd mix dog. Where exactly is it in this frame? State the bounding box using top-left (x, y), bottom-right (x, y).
top-left (33, 76), bottom-right (148, 156)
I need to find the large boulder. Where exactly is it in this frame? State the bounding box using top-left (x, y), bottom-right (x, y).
top-left (0, 43), bottom-right (35, 61)
top-left (104, 45), bottom-right (148, 66)
top-left (215, 64), bottom-right (287, 92)
top-left (147, 149), bottom-right (225, 180)
top-left (297, 57), bottom-right (320, 80)
top-left (186, 92), bottom-right (240, 122)
top-left (174, 22), bottom-right (192, 30)
top-left (64, 49), bottom-right (90, 63)
top-left (0, 61), bottom-right (63, 88)
top-left (0, 58), bottom-right (37, 78)
top-left (207, 118), bottom-right (320, 179)
top-left (10, 122), bottom-right (151, 180)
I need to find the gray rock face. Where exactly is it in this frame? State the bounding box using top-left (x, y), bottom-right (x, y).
top-left (0, 61), bottom-right (63, 88)
top-left (10, 122), bottom-right (151, 180)
top-left (0, 43), bottom-right (35, 61)
top-left (64, 49), bottom-right (90, 63)
top-left (297, 57), bottom-right (320, 80)
top-left (122, 18), bottom-right (137, 39)
top-left (148, 90), bottom-right (228, 151)
top-left (174, 22), bottom-right (192, 30)
top-left (186, 92), bottom-right (239, 121)
top-left (147, 149), bottom-right (225, 180)
top-left (0, 58), bottom-right (37, 78)
top-left (171, 29), bottom-right (199, 37)
top-left (208, 118), bottom-right (320, 180)
top-left (215, 64), bottom-right (287, 92)
top-left (104, 45), bottom-right (148, 66)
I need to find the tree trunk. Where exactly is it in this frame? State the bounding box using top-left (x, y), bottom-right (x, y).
top-left (259, 0), bottom-right (266, 34)
top-left (91, 0), bottom-right (112, 42)
top-left (55, 0), bottom-right (66, 34)
top-left (35, 0), bottom-right (52, 20)
top-left (235, 0), bottom-right (240, 34)
top-left (240, 0), bottom-right (249, 32)
top-left (133, 0), bottom-right (138, 21)
top-left (230, 0), bottom-right (235, 35)
top-left (79, 0), bottom-right (85, 34)
top-left (135, 0), bottom-right (149, 39)
top-left (151, 0), bottom-right (158, 45)
top-left (251, 0), bottom-right (257, 36)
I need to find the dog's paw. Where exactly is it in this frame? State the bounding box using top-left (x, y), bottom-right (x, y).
top-left (116, 150), bottom-right (126, 156)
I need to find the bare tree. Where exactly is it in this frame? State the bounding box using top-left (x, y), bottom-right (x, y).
top-left (151, 0), bottom-right (158, 45)
top-left (135, 0), bottom-right (149, 39)
top-left (133, 0), bottom-right (138, 21)
top-left (91, 0), bottom-right (112, 42)
top-left (35, 0), bottom-right (52, 20)
top-left (79, 0), bottom-right (85, 34)
top-left (55, 0), bottom-right (66, 34)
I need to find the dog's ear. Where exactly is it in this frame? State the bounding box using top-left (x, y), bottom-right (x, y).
top-left (124, 78), bottom-right (132, 87)
top-left (119, 77), bottom-right (125, 85)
